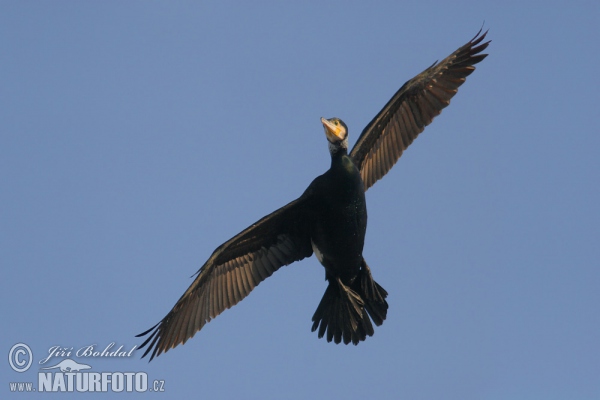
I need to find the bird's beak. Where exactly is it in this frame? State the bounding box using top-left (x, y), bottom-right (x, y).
top-left (321, 117), bottom-right (345, 142)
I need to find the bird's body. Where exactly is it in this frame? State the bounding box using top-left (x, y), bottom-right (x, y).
top-left (305, 141), bottom-right (386, 344)
top-left (309, 151), bottom-right (366, 282)
top-left (138, 30), bottom-right (490, 360)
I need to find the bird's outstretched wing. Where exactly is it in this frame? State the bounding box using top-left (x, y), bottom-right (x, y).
top-left (350, 30), bottom-right (490, 191)
top-left (137, 193), bottom-right (314, 361)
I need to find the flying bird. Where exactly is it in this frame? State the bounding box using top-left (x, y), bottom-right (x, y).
top-left (138, 30), bottom-right (490, 360)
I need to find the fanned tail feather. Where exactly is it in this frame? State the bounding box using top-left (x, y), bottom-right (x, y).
top-left (311, 260), bottom-right (388, 345)
top-left (356, 259), bottom-right (388, 327)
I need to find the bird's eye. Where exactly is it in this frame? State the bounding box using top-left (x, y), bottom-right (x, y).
top-left (334, 121), bottom-right (339, 126)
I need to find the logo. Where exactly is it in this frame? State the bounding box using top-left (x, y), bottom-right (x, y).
top-left (8, 343), bottom-right (33, 373)
top-left (37, 362), bottom-right (151, 393)
top-left (7, 342), bottom-right (165, 393)
top-left (40, 359), bottom-right (91, 372)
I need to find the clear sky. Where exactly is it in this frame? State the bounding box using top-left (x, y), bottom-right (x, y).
top-left (2, 1), bottom-right (598, 399)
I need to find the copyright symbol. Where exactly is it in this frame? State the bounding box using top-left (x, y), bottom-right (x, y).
top-left (8, 343), bottom-right (33, 372)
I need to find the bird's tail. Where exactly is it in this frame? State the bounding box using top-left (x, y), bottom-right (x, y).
top-left (311, 260), bottom-right (388, 345)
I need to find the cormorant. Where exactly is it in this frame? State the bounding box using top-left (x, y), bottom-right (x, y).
top-left (138, 30), bottom-right (490, 360)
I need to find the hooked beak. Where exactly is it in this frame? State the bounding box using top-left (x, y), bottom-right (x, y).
top-left (321, 117), bottom-right (345, 142)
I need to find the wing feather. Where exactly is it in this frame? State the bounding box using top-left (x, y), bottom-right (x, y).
top-left (137, 194), bottom-right (314, 360)
top-left (350, 30), bottom-right (490, 190)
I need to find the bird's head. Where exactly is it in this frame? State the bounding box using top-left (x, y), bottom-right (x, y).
top-left (320, 117), bottom-right (348, 155)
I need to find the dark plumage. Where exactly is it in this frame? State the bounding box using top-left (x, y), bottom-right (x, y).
top-left (137, 30), bottom-right (490, 360)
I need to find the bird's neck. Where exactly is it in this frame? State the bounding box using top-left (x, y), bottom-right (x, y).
top-left (328, 149), bottom-right (363, 196)
top-left (328, 140), bottom-right (348, 159)
top-left (330, 148), bottom-right (358, 174)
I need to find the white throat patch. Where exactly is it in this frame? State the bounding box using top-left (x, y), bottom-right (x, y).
top-left (328, 137), bottom-right (348, 154)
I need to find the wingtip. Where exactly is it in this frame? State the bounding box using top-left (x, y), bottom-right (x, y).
top-left (467, 27), bottom-right (491, 64)
top-left (135, 322), bottom-right (159, 338)
top-left (471, 26), bottom-right (491, 49)
top-left (136, 321), bottom-right (163, 361)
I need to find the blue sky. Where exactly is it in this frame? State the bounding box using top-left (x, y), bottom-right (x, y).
top-left (2, 1), bottom-right (598, 399)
